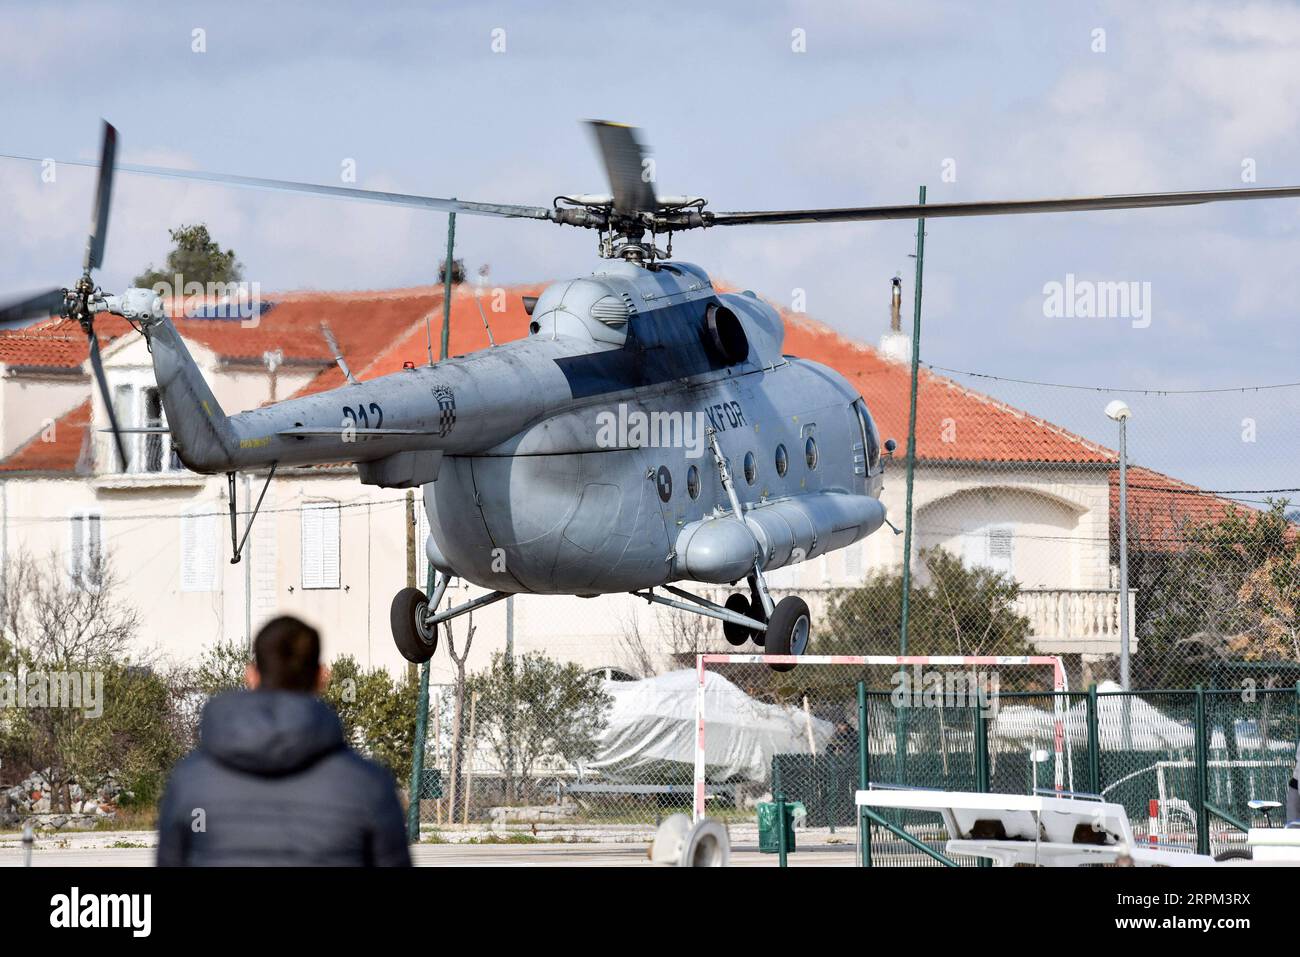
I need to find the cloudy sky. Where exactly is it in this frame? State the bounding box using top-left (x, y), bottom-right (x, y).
top-left (1, 0), bottom-right (1297, 493)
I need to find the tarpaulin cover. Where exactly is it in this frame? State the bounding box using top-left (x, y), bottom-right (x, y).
top-left (586, 669), bottom-right (833, 783)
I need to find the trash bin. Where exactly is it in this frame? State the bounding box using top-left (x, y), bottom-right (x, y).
top-left (757, 801), bottom-right (797, 854)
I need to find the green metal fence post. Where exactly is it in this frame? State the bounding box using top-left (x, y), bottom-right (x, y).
top-left (406, 561), bottom-right (437, 843)
top-left (974, 701), bottom-right (990, 793)
top-left (898, 185), bottom-right (926, 658)
top-left (773, 762), bottom-right (788, 869)
top-left (1194, 685), bottom-right (1211, 856)
top-left (408, 211), bottom-right (458, 841)
top-left (1086, 684), bottom-right (1101, 795)
top-left (973, 698), bottom-right (991, 867)
top-left (857, 682), bottom-right (871, 867)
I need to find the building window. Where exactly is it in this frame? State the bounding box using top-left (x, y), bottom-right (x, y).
top-left (181, 507), bottom-right (220, 592)
top-left (113, 380), bottom-right (183, 474)
top-left (775, 444), bottom-right (788, 477)
top-left (69, 511), bottom-right (102, 590)
top-left (301, 501), bottom-right (340, 589)
top-left (966, 524), bottom-right (1015, 577)
top-left (743, 451), bottom-right (757, 485)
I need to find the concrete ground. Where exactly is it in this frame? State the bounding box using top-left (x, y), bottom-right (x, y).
top-left (0, 828), bottom-right (858, 867)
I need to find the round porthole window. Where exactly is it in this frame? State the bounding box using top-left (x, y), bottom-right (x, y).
top-left (743, 451), bottom-right (757, 485)
top-left (775, 444), bottom-right (788, 477)
top-left (805, 436), bottom-right (818, 470)
top-left (687, 464), bottom-right (701, 500)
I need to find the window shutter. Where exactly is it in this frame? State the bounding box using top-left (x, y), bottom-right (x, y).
top-left (416, 499), bottom-right (430, 566)
top-left (844, 542), bottom-right (863, 580)
top-left (987, 527), bottom-right (1014, 575)
top-left (87, 515), bottom-right (102, 587)
top-left (182, 510), bottom-right (218, 592)
top-left (321, 503), bottom-right (340, 588)
top-left (302, 502), bottom-right (340, 589)
top-left (70, 515), bottom-right (84, 581)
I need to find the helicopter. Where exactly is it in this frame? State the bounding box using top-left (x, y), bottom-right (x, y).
top-left (3, 121), bottom-right (1300, 672)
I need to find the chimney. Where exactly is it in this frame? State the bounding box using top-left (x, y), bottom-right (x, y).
top-left (879, 276), bottom-right (911, 364)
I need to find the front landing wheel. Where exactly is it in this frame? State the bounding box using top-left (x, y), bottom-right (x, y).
top-left (391, 586), bottom-right (438, 663)
top-left (763, 596), bottom-right (811, 673)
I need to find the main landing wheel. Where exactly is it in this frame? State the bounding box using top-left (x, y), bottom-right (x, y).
top-left (722, 593), bottom-right (755, 646)
top-left (391, 586), bottom-right (438, 664)
top-left (763, 596), bottom-right (811, 673)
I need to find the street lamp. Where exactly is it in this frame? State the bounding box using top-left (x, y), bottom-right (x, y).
top-left (1105, 400), bottom-right (1132, 691)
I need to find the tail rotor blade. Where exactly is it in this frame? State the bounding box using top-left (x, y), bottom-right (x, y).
top-left (0, 287), bottom-right (66, 328)
top-left (83, 121), bottom-right (117, 272)
top-left (87, 332), bottom-right (127, 469)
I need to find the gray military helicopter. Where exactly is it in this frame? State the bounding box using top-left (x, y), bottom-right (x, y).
top-left (4, 121), bottom-right (1300, 671)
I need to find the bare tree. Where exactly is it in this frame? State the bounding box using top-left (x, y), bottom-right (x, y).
top-left (616, 603), bottom-right (727, 676)
top-left (443, 613), bottom-right (475, 818)
top-left (0, 550), bottom-right (148, 812)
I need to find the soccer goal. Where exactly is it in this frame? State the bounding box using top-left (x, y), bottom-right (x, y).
top-left (692, 654), bottom-right (1068, 821)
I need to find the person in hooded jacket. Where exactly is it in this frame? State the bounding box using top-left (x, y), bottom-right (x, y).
top-left (157, 615), bottom-right (411, 866)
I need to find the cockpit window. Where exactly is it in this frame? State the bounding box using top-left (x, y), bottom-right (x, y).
top-left (855, 400), bottom-right (881, 473)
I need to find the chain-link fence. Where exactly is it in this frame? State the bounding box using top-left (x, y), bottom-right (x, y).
top-left (404, 650), bottom-right (1298, 866)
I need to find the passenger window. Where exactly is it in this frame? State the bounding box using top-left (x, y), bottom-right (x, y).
top-left (805, 436), bottom-right (818, 470)
top-left (743, 451), bottom-right (756, 485)
top-left (687, 464), bottom-right (701, 500)
top-left (775, 444), bottom-right (788, 477)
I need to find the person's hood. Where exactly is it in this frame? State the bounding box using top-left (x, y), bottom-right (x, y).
top-left (200, 689), bottom-right (344, 776)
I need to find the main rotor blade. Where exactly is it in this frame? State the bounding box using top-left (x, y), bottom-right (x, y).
top-left (587, 120), bottom-right (657, 216)
top-left (83, 121), bottom-right (117, 271)
top-left (0, 150), bottom-right (554, 221)
top-left (0, 287), bottom-right (66, 329)
top-left (87, 333), bottom-right (127, 470)
top-left (709, 185), bottom-right (1300, 226)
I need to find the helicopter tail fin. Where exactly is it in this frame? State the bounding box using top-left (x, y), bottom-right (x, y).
top-left (142, 313), bottom-right (239, 472)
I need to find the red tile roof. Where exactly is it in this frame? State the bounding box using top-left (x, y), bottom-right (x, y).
top-left (0, 399), bottom-right (90, 474)
top-left (1110, 465), bottom-right (1245, 553)
top-left (0, 315), bottom-right (135, 370)
top-left (771, 306), bottom-right (1114, 465)
top-left (288, 284), bottom-right (548, 398)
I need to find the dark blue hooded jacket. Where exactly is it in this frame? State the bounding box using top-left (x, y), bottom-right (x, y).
top-left (156, 690), bottom-right (411, 866)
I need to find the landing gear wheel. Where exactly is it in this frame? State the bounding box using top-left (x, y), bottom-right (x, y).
top-left (391, 586), bottom-right (438, 664)
top-left (722, 593), bottom-right (754, 646)
top-left (763, 596), bottom-right (811, 672)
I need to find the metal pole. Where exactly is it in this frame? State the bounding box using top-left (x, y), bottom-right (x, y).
top-left (899, 185), bottom-right (926, 656)
top-left (773, 762), bottom-right (788, 869)
top-left (409, 210), bottom-right (458, 837)
top-left (1118, 418), bottom-right (1130, 690)
top-left (407, 560), bottom-right (436, 843)
top-left (1086, 683), bottom-right (1101, 795)
top-left (439, 211), bottom-right (457, 364)
top-left (857, 682), bottom-right (871, 867)
top-left (243, 472), bottom-right (253, 652)
top-left (1194, 686), bottom-right (1210, 856)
